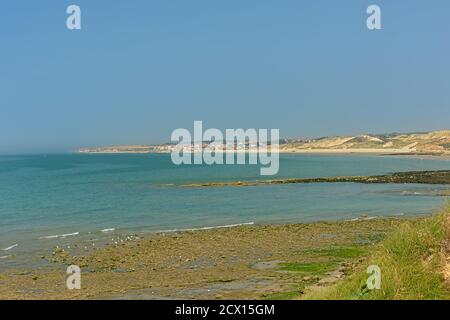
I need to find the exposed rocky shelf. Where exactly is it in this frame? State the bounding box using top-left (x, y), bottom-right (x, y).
top-left (182, 170), bottom-right (450, 188)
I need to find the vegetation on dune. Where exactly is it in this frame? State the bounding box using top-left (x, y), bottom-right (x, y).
top-left (281, 130), bottom-right (450, 153)
top-left (303, 203), bottom-right (450, 300)
top-left (441, 143), bottom-right (450, 150)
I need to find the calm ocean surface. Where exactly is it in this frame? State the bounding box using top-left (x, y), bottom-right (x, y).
top-left (1, 153), bottom-right (449, 267)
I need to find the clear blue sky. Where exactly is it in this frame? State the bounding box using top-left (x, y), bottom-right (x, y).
top-left (1, 0), bottom-right (449, 153)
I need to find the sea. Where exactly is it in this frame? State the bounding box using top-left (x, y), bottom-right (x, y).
top-left (0, 153), bottom-right (449, 268)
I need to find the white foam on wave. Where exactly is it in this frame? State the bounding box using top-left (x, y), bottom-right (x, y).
top-left (158, 222), bottom-right (255, 233)
top-left (3, 244), bottom-right (18, 251)
top-left (39, 235), bottom-right (59, 239)
top-left (60, 232), bottom-right (79, 238)
top-left (346, 216), bottom-right (378, 222)
top-left (39, 232), bottom-right (79, 240)
top-left (101, 228), bottom-right (115, 233)
top-left (0, 255), bottom-right (12, 259)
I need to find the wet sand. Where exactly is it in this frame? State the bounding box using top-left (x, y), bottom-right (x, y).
top-left (0, 218), bottom-right (406, 300)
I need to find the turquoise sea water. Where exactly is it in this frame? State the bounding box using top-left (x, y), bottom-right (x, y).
top-left (0, 153), bottom-right (449, 268)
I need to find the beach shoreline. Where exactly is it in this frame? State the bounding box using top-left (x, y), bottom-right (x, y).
top-left (77, 129), bottom-right (450, 158)
top-left (0, 217), bottom-right (408, 300)
top-left (76, 149), bottom-right (450, 160)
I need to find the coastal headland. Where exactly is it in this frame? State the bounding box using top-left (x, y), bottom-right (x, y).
top-left (78, 130), bottom-right (450, 156)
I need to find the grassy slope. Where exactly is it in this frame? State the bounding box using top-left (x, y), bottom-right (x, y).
top-left (304, 204), bottom-right (450, 300)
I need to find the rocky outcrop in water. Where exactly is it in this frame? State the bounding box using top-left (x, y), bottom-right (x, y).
top-left (182, 170), bottom-right (450, 188)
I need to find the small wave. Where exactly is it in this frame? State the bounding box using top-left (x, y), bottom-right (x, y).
top-left (346, 216), bottom-right (378, 222)
top-left (3, 244), bottom-right (18, 251)
top-left (0, 255), bottom-right (12, 259)
top-left (39, 235), bottom-right (59, 239)
top-left (101, 228), bottom-right (115, 233)
top-left (60, 232), bottom-right (79, 238)
top-left (39, 232), bottom-right (79, 240)
top-left (157, 222), bottom-right (255, 233)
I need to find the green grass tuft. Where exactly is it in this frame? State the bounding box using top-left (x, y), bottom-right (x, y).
top-left (303, 246), bottom-right (366, 259)
top-left (263, 291), bottom-right (301, 300)
top-left (279, 262), bottom-right (337, 274)
top-left (303, 204), bottom-right (450, 300)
